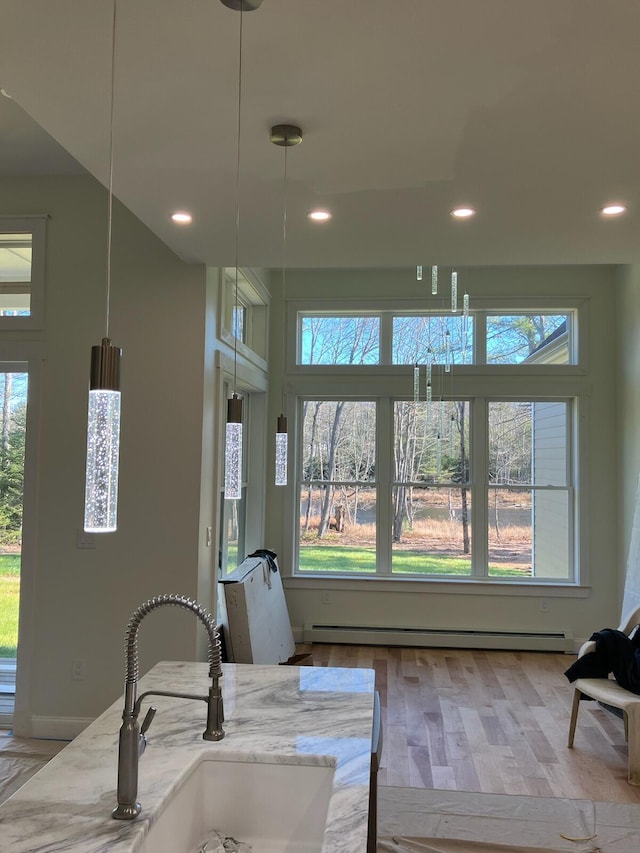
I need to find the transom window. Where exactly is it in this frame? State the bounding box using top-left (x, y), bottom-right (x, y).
top-left (297, 310), bottom-right (575, 366)
top-left (0, 218), bottom-right (46, 326)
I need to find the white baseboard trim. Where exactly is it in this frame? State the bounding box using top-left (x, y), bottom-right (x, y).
top-left (29, 715), bottom-right (92, 740)
top-left (294, 624), bottom-right (582, 655)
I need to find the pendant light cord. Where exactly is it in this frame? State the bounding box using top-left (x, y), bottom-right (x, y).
top-left (105, 0), bottom-right (117, 341)
top-left (281, 144), bottom-right (288, 411)
top-left (233, 5), bottom-right (244, 395)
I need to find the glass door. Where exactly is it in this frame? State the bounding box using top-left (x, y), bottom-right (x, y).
top-left (0, 370), bottom-right (27, 724)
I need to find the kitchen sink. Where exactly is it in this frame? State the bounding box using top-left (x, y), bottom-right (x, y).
top-left (140, 754), bottom-right (336, 853)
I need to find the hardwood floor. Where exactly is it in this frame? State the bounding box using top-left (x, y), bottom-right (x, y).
top-left (299, 643), bottom-right (640, 804)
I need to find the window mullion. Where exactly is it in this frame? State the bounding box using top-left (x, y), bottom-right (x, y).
top-left (377, 397), bottom-right (392, 575)
top-left (471, 398), bottom-right (488, 577)
top-left (379, 311), bottom-right (393, 364)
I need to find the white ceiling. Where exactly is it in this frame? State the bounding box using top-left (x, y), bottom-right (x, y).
top-left (0, 0), bottom-right (639, 269)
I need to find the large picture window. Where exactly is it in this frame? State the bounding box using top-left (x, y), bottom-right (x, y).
top-left (292, 304), bottom-right (581, 583)
top-left (296, 396), bottom-right (573, 581)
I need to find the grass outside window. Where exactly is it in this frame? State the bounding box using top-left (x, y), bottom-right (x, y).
top-left (0, 553), bottom-right (20, 657)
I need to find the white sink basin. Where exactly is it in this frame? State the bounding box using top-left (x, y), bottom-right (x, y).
top-left (140, 754), bottom-right (336, 853)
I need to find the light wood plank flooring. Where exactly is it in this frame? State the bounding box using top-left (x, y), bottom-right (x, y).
top-left (298, 643), bottom-right (640, 804)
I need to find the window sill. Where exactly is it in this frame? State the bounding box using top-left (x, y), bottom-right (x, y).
top-left (284, 574), bottom-right (590, 597)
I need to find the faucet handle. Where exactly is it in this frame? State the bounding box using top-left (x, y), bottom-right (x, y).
top-left (140, 706), bottom-right (156, 736)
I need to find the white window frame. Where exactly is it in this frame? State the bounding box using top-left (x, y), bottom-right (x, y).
top-left (0, 216), bottom-right (47, 330)
top-left (218, 267), bottom-right (269, 370)
top-left (289, 296), bottom-right (586, 373)
top-left (287, 297), bottom-right (588, 588)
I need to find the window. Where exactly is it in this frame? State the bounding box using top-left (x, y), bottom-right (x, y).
top-left (296, 308), bottom-right (575, 367)
top-left (393, 316), bottom-right (473, 365)
top-left (292, 305), bottom-right (581, 583)
top-left (0, 218), bottom-right (46, 327)
top-left (219, 268), bottom-right (269, 365)
top-left (392, 399), bottom-right (471, 576)
top-left (299, 316), bottom-right (379, 365)
top-left (488, 400), bottom-right (571, 578)
top-left (299, 400), bottom-right (377, 573)
top-left (486, 314), bottom-right (570, 364)
top-left (296, 395), bottom-right (574, 581)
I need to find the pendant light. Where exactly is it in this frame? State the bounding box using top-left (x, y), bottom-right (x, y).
top-left (222, 0), bottom-right (262, 498)
top-left (84, 0), bottom-right (122, 533)
top-left (271, 123), bottom-right (302, 487)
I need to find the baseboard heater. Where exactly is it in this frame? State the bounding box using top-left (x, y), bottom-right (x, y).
top-left (303, 623), bottom-right (574, 653)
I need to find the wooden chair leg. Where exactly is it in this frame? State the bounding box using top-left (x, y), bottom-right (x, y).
top-left (568, 688), bottom-right (581, 748)
top-left (627, 706), bottom-right (640, 785)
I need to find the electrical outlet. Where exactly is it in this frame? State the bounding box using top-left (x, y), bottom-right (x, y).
top-left (71, 659), bottom-right (86, 681)
top-left (539, 598), bottom-right (549, 613)
top-left (321, 591), bottom-right (331, 605)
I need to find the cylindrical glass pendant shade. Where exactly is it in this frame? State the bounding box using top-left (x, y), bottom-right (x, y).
top-left (84, 338), bottom-right (122, 533)
top-left (431, 265), bottom-right (438, 295)
top-left (451, 270), bottom-right (458, 312)
top-left (413, 363), bottom-right (420, 402)
top-left (416, 265), bottom-right (423, 281)
top-left (445, 329), bottom-right (452, 372)
top-left (275, 414), bottom-right (288, 486)
top-left (84, 390), bottom-right (121, 532)
top-left (224, 394), bottom-right (243, 500)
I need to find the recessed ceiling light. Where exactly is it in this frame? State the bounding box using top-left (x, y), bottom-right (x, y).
top-left (601, 204), bottom-right (627, 216)
top-left (171, 211), bottom-right (193, 224)
top-left (450, 207), bottom-right (476, 219)
top-left (308, 209), bottom-right (332, 222)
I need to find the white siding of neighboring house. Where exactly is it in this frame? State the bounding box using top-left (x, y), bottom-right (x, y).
top-left (532, 401), bottom-right (570, 578)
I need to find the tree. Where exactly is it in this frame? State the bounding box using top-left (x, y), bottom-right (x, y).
top-left (0, 373), bottom-right (27, 545)
top-left (486, 314), bottom-right (566, 364)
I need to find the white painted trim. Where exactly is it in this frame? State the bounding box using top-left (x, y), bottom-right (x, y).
top-left (283, 576), bottom-right (591, 597)
top-left (30, 715), bottom-right (91, 741)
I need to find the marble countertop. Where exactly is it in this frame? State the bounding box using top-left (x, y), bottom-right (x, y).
top-left (0, 661), bottom-right (375, 853)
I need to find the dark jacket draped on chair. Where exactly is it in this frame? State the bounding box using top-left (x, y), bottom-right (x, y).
top-left (564, 627), bottom-right (640, 694)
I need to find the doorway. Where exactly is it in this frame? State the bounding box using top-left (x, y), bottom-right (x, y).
top-left (0, 370), bottom-right (27, 726)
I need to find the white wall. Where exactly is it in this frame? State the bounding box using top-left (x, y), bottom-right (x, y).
top-left (265, 266), bottom-right (620, 647)
top-left (0, 175), bottom-right (216, 736)
top-left (616, 265), bottom-right (640, 604)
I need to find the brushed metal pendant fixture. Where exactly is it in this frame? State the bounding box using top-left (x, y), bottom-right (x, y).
top-left (220, 0), bottom-right (264, 10)
top-left (270, 124), bottom-right (303, 148)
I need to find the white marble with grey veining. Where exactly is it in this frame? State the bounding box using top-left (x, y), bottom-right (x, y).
top-left (0, 662), bottom-right (375, 853)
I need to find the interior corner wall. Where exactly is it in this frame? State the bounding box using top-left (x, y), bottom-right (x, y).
top-left (0, 175), bottom-right (210, 735)
top-left (616, 264), bottom-right (640, 597)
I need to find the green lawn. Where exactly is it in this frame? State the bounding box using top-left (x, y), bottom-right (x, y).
top-left (0, 554), bottom-right (20, 576)
top-left (298, 545), bottom-right (529, 577)
top-left (0, 554), bottom-right (20, 656)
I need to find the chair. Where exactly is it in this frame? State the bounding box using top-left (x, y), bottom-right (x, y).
top-left (567, 604), bottom-right (640, 785)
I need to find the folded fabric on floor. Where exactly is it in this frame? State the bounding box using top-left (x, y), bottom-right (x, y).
top-left (564, 627), bottom-right (640, 693)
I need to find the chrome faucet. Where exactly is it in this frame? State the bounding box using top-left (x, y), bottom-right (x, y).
top-left (112, 594), bottom-right (225, 820)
